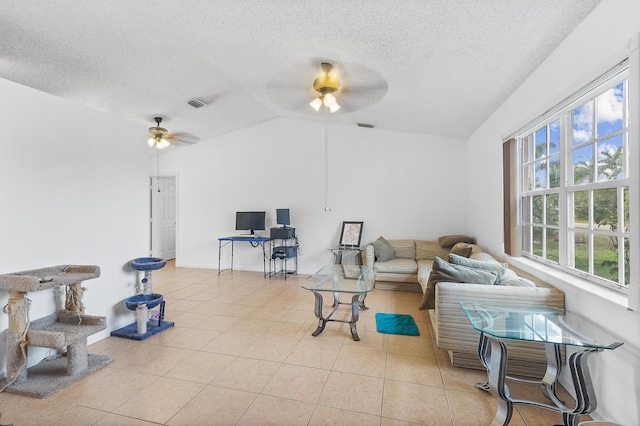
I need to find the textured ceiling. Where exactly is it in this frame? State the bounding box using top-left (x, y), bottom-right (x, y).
top-left (0, 1), bottom-right (601, 142)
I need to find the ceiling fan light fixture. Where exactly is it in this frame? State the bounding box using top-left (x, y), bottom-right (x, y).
top-left (309, 97), bottom-right (323, 111)
top-left (310, 62), bottom-right (341, 114)
top-left (323, 93), bottom-right (340, 112)
top-left (156, 138), bottom-right (170, 149)
top-left (323, 93), bottom-right (337, 107)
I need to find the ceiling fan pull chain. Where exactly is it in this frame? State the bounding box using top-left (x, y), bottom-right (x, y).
top-left (156, 150), bottom-right (161, 192)
top-left (324, 107), bottom-right (331, 212)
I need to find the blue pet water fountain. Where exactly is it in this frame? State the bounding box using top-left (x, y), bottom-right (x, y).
top-left (110, 257), bottom-right (174, 340)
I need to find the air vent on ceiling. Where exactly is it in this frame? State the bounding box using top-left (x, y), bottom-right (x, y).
top-left (187, 98), bottom-right (207, 108)
top-left (356, 122), bottom-right (374, 128)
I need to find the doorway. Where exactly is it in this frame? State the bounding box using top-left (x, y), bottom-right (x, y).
top-left (150, 176), bottom-right (176, 260)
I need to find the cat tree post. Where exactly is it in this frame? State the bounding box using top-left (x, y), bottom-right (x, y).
top-left (6, 290), bottom-right (30, 384)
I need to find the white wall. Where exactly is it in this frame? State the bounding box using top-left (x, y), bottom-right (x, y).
top-left (154, 117), bottom-right (469, 274)
top-left (0, 78), bottom-right (149, 376)
top-left (467, 0), bottom-right (640, 424)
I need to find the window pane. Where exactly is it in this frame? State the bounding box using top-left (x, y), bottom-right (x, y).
top-left (573, 100), bottom-right (593, 144)
top-left (546, 229), bottom-right (559, 262)
top-left (596, 82), bottom-right (624, 138)
top-left (546, 193), bottom-right (559, 225)
top-left (624, 187), bottom-right (630, 231)
top-left (549, 156), bottom-right (560, 188)
top-left (522, 164), bottom-right (533, 191)
top-left (535, 160), bottom-right (546, 189)
top-left (535, 127), bottom-right (547, 159)
top-left (573, 190), bottom-right (589, 229)
top-left (593, 188), bottom-right (618, 231)
top-left (626, 81), bottom-right (630, 127)
top-left (533, 226), bottom-right (543, 256)
top-left (532, 195), bottom-right (543, 224)
top-left (574, 232), bottom-right (589, 273)
top-left (623, 237), bottom-right (630, 286)
top-left (593, 234), bottom-right (618, 282)
top-left (522, 225), bottom-right (531, 253)
top-left (522, 196), bottom-right (531, 223)
top-left (597, 134), bottom-right (623, 181)
top-left (522, 134), bottom-right (533, 163)
top-left (573, 145), bottom-right (593, 184)
top-left (549, 120), bottom-right (560, 155)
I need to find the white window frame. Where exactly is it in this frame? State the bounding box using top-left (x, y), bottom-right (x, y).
top-left (509, 35), bottom-right (640, 311)
top-left (520, 68), bottom-right (629, 291)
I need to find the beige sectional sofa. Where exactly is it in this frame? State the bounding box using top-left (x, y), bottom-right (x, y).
top-left (361, 238), bottom-right (452, 292)
top-left (363, 237), bottom-right (565, 378)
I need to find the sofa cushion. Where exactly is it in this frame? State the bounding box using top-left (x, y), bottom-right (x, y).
top-left (375, 258), bottom-right (418, 274)
top-left (448, 244), bottom-right (473, 259)
top-left (388, 239), bottom-right (416, 259)
top-left (417, 259), bottom-right (433, 285)
top-left (418, 257), bottom-right (498, 310)
top-left (451, 242), bottom-right (483, 256)
top-left (448, 253), bottom-right (508, 280)
top-left (372, 236), bottom-right (395, 262)
top-left (470, 252), bottom-right (499, 262)
top-left (497, 269), bottom-right (537, 287)
top-left (467, 252), bottom-right (538, 287)
top-left (438, 235), bottom-right (476, 248)
top-left (416, 240), bottom-right (451, 261)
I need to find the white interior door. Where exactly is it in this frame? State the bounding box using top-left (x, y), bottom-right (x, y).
top-left (150, 176), bottom-right (176, 260)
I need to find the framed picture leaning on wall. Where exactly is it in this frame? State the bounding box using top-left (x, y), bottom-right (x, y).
top-left (339, 221), bottom-right (363, 247)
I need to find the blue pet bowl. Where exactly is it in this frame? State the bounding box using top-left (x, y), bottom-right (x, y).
top-left (124, 293), bottom-right (164, 310)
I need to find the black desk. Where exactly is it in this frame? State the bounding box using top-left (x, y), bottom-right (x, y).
top-left (218, 236), bottom-right (272, 276)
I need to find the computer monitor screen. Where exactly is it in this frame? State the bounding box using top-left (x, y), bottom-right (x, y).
top-left (235, 211), bottom-right (266, 234)
top-left (276, 208), bottom-right (290, 226)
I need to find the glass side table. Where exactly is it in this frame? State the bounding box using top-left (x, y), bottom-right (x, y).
top-left (460, 302), bottom-right (623, 426)
top-left (302, 265), bottom-right (375, 341)
top-left (329, 245), bottom-right (362, 265)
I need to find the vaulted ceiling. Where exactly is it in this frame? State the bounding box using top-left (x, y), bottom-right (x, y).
top-left (0, 1), bottom-right (601, 142)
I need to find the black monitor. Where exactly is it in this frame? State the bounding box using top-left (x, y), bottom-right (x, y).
top-left (276, 208), bottom-right (290, 227)
top-left (235, 211), bottom-right (266, 235)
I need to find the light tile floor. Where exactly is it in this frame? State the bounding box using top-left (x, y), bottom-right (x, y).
top-left (0, 262), bottom-right (590, 425)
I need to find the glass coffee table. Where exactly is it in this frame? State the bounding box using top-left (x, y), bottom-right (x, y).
top-left (460, 302), bottom-right (623, 426)
top-left (302, 265), bottom-right (376, 341)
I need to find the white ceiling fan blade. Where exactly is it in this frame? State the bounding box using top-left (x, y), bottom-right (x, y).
top-left (166, 132), bottom-right (200, 145)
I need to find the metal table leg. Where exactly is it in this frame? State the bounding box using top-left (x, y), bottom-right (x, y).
top-left (218, 239), bottom-right (222, 275)
top-left (310, 291), bottom-right (367, 341)
top-left (562, 348), bottom-right (601, 426)
top-left (485, 336), bottom-right (513, 426)
top-left (477, 333), bottom-right (605, 426)
top-left (311, 291), bottom-right (333, 336)
top-left (349, 293), bottom-right (362, 341)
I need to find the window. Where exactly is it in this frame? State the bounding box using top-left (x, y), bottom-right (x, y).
top-left (519, 65), bottom-right (630, 291)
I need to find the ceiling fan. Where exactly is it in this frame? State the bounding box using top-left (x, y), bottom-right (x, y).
top-left (266, 59), bottom-right (388, 114)
top-left (148, 116), bottom-right (200, 149)
top-left (309, 62), bottom-right (341, 113)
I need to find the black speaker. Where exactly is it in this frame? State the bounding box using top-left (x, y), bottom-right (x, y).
top-left (270, 227), bottom-right (295, 239)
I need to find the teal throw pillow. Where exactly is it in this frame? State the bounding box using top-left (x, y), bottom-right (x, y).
top-left (418, 257), bottom-right (498, 310)
top-left (448, 253), bottom-right (508, 280)
top-left (372, 236), bottom-right (394, 262)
